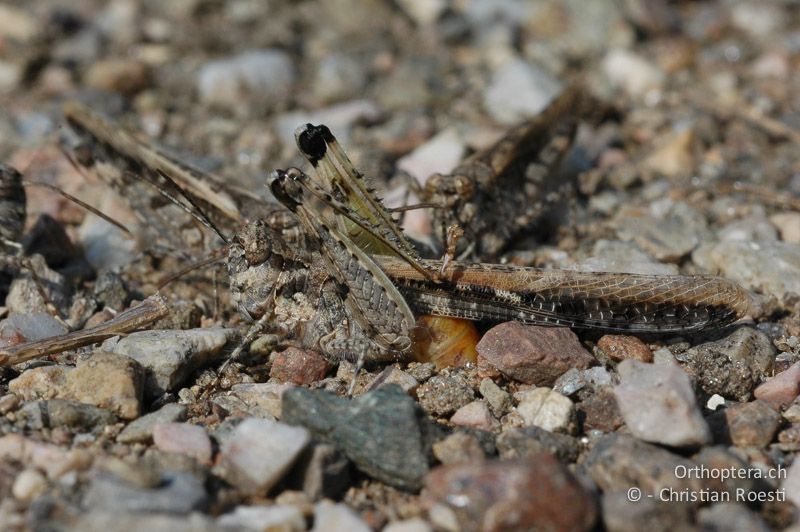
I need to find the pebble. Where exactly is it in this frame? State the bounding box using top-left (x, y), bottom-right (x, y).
top-left (197, 49), bottom-right (296, 108)
top-left (107, 328), bottom-right (233, 398)
top-left (573, 239), bottom-right (679, 275)
top-left (783, 402), bottom-right (800, 423)
top-left (552, 368), bottom-right (587, 397)
top-left (730, 1), bottom-right (784, 37)
top-left (6, 254), bottom-right (70, 315)
top-left (718, 214), bottom-right (779, 242)
top-left (396, 128), bottom-right (465, 185)
top-left (75, 512), bottom-right (217, 532)
top-left (227, 382), bottom-right (292, 420)
top-left (383, 518), bottom-right (433, 532)
top-left (216, 418), bottom-right (310, 495)
top-left (783, 459), bottom-right (800, 508)
top-left (0, 60), bottom-right (21, 94)
top-left (770, 212), bottom-right (800, 244)
top-left (85, 59), bottom-right (151, 96)
top-left (0, 434), bottom-right (92, 480)
top-left (483, 59), bottom-right (563, 125)
top-left (270, 347), bottom-right (332, 385)
top-left (578, 386), bottom-right (625, 432)
top-left (642, 126), bottom-right (695, 178)
top-left (424, 457), bottom-right (597, 532)
top-left (602, 48), bottom-right (664, 97)
top-left (0, 312), bottom-right (68, 348)
top-left (0, 393), bottom-right (19, 414)
top-left (282, 385), bottom-right (432, 491)
top-left (718, 400), bottom-right (781, 447)
top-left (0, 5), bottom-right (38, 42)
top-left (153, 423), bottom-right (213, 465)
top-left (217, 504), bottom-right (306, 531)
top-left (432, 432), bottom-right (486, 465)
top-left (83, 470), bottom-right (208, 514)
top-left (311, 501), bottom-right (371, 532)
top-left (614, 359), bottom-right (711, 447)
top-left (10, 352), bottom-right (144, 420)
top-left (677, 327), bottom-right (775, 401)
top-left (117, 403), bottom-right (187, 444)
top-left (753, 361), bottom-right (800, 410)
top-left (496, 426), bottom-right (580, 463)
top-left (450, 400), bottom-right (498, 432)
top-left (692, 240), bottom-right (800, 306)
top-left (697, 502), bottom-right (770, 532)
top-left (19, 399), bottom-right (116, 433)
top-left (597, 335), bottom-right (653, 363)
top-left (12, 468), bottom-right (48, 502)
top-left (585, 434), bottom-right (703, 494)
top-left (366, 366), bottom-right (420, 395)
top-left (614, 201), bottom-right (708, 262)
top-left (311, 54), bottom-right (367, 104)
top-left (396, 0), bottom-right (446, 25)
top-left (601, 491), bottom-right (693, 532)
top-left (515, 388), bottom-right (575, 433)
top-left (478, 378), bottom-right (510, 416)
top-left (477, 322), bottom-right (595, 386)
top-left (416, 372), bottom-right (475, 417)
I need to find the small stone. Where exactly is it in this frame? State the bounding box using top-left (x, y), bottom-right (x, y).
top-left (227, 382), bottom-right (292, 419)
top-left (450, 401), bottom-right (498, 432)
top-left (515, 388), bottom-right (575, 433)
top-left (197, 49), bottom-right (295, 109)
top-left (0, 393), bottom-right (19, 414)
top-left (282, 386), bottom-right (432, 491)
top-left (396, 128), bottom-right (465, 185)
top-left (614, 201), bottom-right (708, 262)
top-left (479, 378), bottom-right (511, 416)
top-left (497, 426), bottom-right (580, 463)
top-left (270, 347), bottom-right (332, 385)
top-left (720, 400), bottom-right (781, 447)
top-left (678, 327), bottom-right (775, 401)
top-left (396, 0), bottom-right (446, 25)
top-left (783, 460), bottom-right (800, 508)
top-left (585, 434), bottom-right (703, 495)
top-left (552, 368), bottom-right (587, 397)
top-left (18, 399), bottom-right (116, 432)
top-left (718, 214), bottom-right (779, 243)
top-left (383, 518), bottom-right (433, 532)
top-left (217, 505), bottom-right (306, 531)
top-left (311, 501), bottom-right (371, 532)
top-left (6, 254), bottom-right (69, 315)
top-left (697, 502), bottom-right (771, 532)
top-left (754, 362), bottom-right (800, 410)
top-left (153, 423), bottom-right (212, 465)
top-left (597, 335), bottom-right (653, 362)
top-left (574, 239), bottom-right (679, 276)
top-left (602, 48), bottom-right (665, 97)
top-left (84, 470), bottom-right (208, 514)
top-left (783, 402), bottom-right (800, 423)
top-left (0, 312), bottom-right (68, 348)
top-left (432, 432), bottom-right (486, 465)
top-left (424, 457), bottom-right (597, 532)
top-left (601, 491), bottom-right (693, 532)
top-left (108, 328), bottom-right (233, 398)
top-left (731, 1), bottom-right (784, 37)
top-left (483, 60), bottom-right (563, 125)
top-left (693, 240), bottom-right (800, 307)
top-left (0, 434), bottom-right (92, 480)
top-left (477, 322), bottom-right (595, 386)
top-left (216, 418), bottom-right (310, 495)
top-left (367, 366), bottom-right (420, 394)
top-left (770, 212), bottom-right (800, 244)
top-left (707, 394), bottom-right (726, 411)
top-left (416, 372), bottom-right (475, 417)
top-left (85, 59), bottom-right (150, 96)
top-left (578, 387), bottom-right (625, 432)
top-left (0, 5), bottom-right (38, 42)
top-left (0, 60), bottom-right (21, 94)
top-left (12, 469), bottom-right (47, 502)
top-left (75, 513), bottom-right (216, 532)
top-left (10, 352), bottom-right (144, 420)
top-left (311, 54), bottom-right (367, 104)
top-left (117, 403), bottom-right (187, 444)
top-left (614, 359), bottom-right (711, 447)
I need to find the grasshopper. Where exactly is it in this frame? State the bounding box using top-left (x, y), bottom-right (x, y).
top-left (61, 102), bottom-right (753, 378)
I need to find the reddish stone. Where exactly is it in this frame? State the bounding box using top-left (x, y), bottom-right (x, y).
top-left (723, 400), bottom-right (782, 447)
top-left (754, 362), bottom-right (800, 410)
top-left (424, 456), bottom-right (597, 532)
top-left (476, 322), bottom-right (596, 386)
top-left (597, 334), bottom-right (653, 363)
top-left (269, 347), bottom-right (331, 385)
top-left (153, 422), bottom-right (213, 465)
top-left (578, 387), bottom-right (624, 432)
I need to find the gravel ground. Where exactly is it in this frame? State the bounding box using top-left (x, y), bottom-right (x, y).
top-left (1, 0), bottom-right (800, 531)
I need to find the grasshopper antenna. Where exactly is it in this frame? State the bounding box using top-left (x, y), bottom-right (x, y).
top-left (157, 246), bottom-right (228, 289)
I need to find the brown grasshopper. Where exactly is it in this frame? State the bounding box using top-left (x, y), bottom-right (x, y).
top-left (61, 102), bottom-right (753, 378)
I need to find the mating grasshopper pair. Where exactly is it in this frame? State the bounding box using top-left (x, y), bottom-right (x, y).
top-left (61, 93), bottom-right (753, 377)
